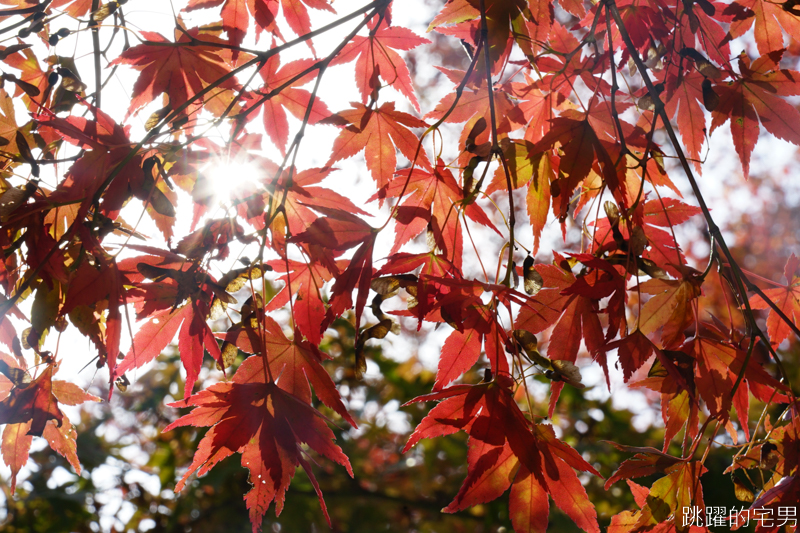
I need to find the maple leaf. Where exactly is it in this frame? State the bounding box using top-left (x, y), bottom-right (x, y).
top-left (255, 56), bottom-right (331, 154)
top-left (37, 106), bottom-right (161, 221)
top-left (486, 139), bottom-right (555, 254)
top-left (1, 420), bottom-right (32, 493)
top-left (0, 357), bottom-right (100, 492)
top-left (631, 348), bottom-right (703, 449)
top-left (623, 461), bottom-right (707, 532)
top-left (115, 302), bottom-right (222, 397)
top-left (531, 24), bottom-right (608, 101)
top-left (608, 448), bottom-right (712, 532)
top-left (332, 17), bottom-right (430, 111)
top-left (591, 197), bottom-right (701, 278)
top-left (514, 263), bottom-right (574, 334)
top-left (428, 0), bottom-right (529, 70)
top-left (608, 478), bottom-right (710, 533)
top-left (186, 0), bottom-right (281, 47)
top-left (427, 69), bottom-right (525, 128)
top-left (514, 259), bottom-right (605, 414)
top-left (0, 364), bottom-right (63, 436)
top-left (750, 253), bottom-right (800, 347)
top-left (664, 71), bottom-right (708, 173)
top-left (255, 166), bottom-right (370, 247)
top-left (432, 300), bottom-right (514, 389)
top-left (426, 68), bottom-right (525, 166)
top-left (709, 51), bottom-right (800, 177)
top-left (326, 234), bottom-right (377, 329)
top-left (504, 76), bottom-right (561, 144)
top-left (0, 88), bottom-right (33, 156)
top-left (375, 251), bottom-right (461, 326)
top-left (222, 315), bottom-right (356, 426)
top-left (265, 258), bottom-right (334, 344)
top-left (322, 101), bottom-right (431, 191)
top-left (691, 336), bottom-right (788, 421)
top-left (435, 327), bottom-right (482, 391)
top-left (604, 330), bottom-right (657, 382)
top-left (637, 267), bottom-right (703, 349)
top-left (0, 43), bottom-right (50, 111)
top-left (532, 112), bottom-right (627, 219)
top-left (289, 204), bottom-right (378, 331)
top-left (404, 376), bottom-right (601, 533)
top-left (165, 363), bottom-right (352, 532)
top-left (110, 28), bottom-right (241, 118)
top-left (116, 251), bottom-right (231, 392)
top-left (726, 0), bottom-right (800, 55)
top-left (278, 0), bottom-right (335, 43)
top-left (380, 160), bottom-right (498, 263)
top-left (592, 0), bottom-right (675, 62)
top-left (604, 444), bottom-right (684, 490)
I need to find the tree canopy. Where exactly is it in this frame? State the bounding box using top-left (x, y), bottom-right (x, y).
top-left (1, 0), bottom-right (800, 532)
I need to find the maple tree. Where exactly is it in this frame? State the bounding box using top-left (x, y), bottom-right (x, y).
top-left (1, 0), bottom-right (800, 531)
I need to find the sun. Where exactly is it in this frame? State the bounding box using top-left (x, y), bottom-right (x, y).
top-left (203, 159), bottom-right (263, 204)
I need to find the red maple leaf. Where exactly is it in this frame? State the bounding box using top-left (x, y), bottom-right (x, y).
top-left (531, 23), bottom-right (604, 100)
top-left (115, 251), bottom-right (229, 397)
top-left (252, 166), bottom-right (371, 249)
top-left (278, 0), bottom-right (335, 42)
top-left (37, 107), bottom-right (150, 218)
top-left (165, 362), bottom-right (352, 532)
top-left (404, 375), bottom-right (601, 533)
top-left (637, 267), bottom-right (703, 349)
top-left (1, 44), bottom-right (50, 111)
top-left (504, 77), bottom-right (561, 144)
top-left (288, 205), bottom-right (378, 331)
top-left (726, 0), bottom-right (800, 55)
top-left (485, 140), bottom-right (556, 254)
top-left (222, 315), bottom-right (356, 426)
top-left (709, 51), bottom-right (800, 177)
top-left (186, 0), bottom-right (281, 47)
top-left (604, 329), bottom-right (656, 383)
top-left (750, 253), bottom-right (800, 347)
top-left (435, 326), bottom-right (484, 391)
top-left (255, 56), bottom-right (331, 154)
top-left (0, 358), bottom-right (100, 492)
top-left (427, 0), bottom-right (531, 70)
top-left (322, 101), bottom-right (431, 191)
top-left (426, 68), bottom-right (526, 166)
top-left (607, 458), bottom-right (707, 532)
top-left (591, 197), bottom-right (702, 277)
top-left (379, 160), bottom-right (498, 265)
top-left (332, 17), bottom-right (430, 111)
top-left (115, 302), bottom-right (222, 397)
top-left (664, 71), bottom-right (708, 173)
top-left (432, 302), bottom-right (513, 390)
top-left (514, 260), bottom-right (604, 414)
top-left (0, 363), bottom-right (62, 437)
top-left (110, 28), bottom-right (241, 118)
top-left (532, 112), bottom-right (623, 219)
top-left (265, 258), bottom-right (334, 344)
